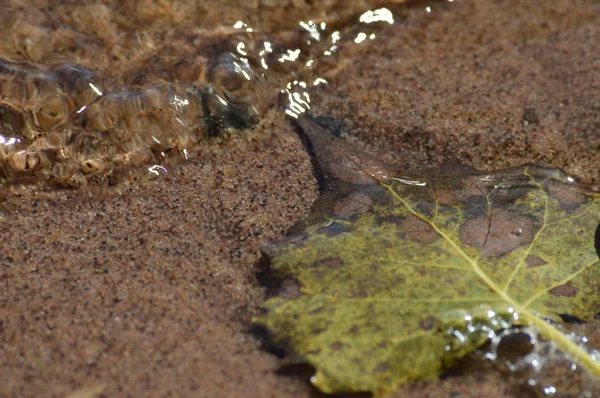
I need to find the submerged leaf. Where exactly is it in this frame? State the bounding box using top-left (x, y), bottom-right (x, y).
top-left (255, 117), bottom-right (600, 396)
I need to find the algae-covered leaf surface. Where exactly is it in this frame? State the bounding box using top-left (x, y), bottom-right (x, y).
top-left (255, 117), bottom-right (600, 396)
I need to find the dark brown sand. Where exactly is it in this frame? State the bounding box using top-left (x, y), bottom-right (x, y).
top-left (314, 0), bottom-right (600, 184)
top-left (1, 1), bottom-right (600, 397)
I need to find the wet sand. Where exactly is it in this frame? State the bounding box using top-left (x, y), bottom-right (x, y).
top-left (1, 1), bottom-right (600, 397)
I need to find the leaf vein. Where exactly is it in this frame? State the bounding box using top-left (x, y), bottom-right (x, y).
top-left (522, 259), bottom-right (600, 308)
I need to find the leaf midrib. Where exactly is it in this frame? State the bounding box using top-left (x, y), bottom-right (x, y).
top-left (383, 182), bottom-right (600, 378)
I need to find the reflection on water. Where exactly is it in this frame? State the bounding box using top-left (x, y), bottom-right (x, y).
top-left (0, 0), bottom-right (461, 186)
top-left (0, 2), bottom-right (405, 186)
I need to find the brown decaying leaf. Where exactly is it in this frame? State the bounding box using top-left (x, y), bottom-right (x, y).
top-left (256, 117), bottom-right (600, 396)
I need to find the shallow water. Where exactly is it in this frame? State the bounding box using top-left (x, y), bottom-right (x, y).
top-left (1, 1), bottom-right (600, 397)
top-left (263, 115), bottom-right (600, 397)
top-left (0, 0), bottom-right (404, 186)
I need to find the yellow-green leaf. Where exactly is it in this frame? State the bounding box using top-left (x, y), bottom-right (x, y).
top-left (255, 117), bottom-right (600, 396)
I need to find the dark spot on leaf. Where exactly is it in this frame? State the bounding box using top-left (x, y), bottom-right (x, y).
top-left (400, 215), bottom-right (439, 244)
top-left (330, 342), bottom-right (344, 351)
top-left (429, 171), bottom-right (498, 206)
top-left (460, 209), bottom-right (534, 257)
top-left (334, 192), bottom-right (373, 217)
top-left (525, 255), bottom-right (547, 268)
top-left (377, 341), bottom-right (389, 349)
top-left (432, 188), bottom-right (461, 206)
top-left (276, 278), bottom-right (302, 300)
top-left (351, 290), bottom-right (368, 298)
top-left (376, 214), bottom-right (405, 226)
top-left (549, 282), bottom-right (578, 297)
top-left (419, 316), bottom-right (437, 331)
top-left (348, 325), bottom-right (360, 334)
top-left (373, 363), bottom-right (389, 373)
top-left (547, 182), bottom-right (587, 207)
top-left (309, 306), bottom-right (325, 315)
top-left (313, 257), bottom-right (344, 270)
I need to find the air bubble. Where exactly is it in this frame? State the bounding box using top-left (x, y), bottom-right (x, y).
top-left (438, 305), bottom-right (600, 397)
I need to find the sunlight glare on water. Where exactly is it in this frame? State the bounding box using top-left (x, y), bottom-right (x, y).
top-left (0, 4), bottom-right (406, 186)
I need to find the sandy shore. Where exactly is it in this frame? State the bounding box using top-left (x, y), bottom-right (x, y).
top-left (1, 1), bottom-right (599, 397)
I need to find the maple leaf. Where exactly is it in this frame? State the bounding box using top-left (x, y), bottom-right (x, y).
top-left (255, 117), bottom-right (600, 396)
